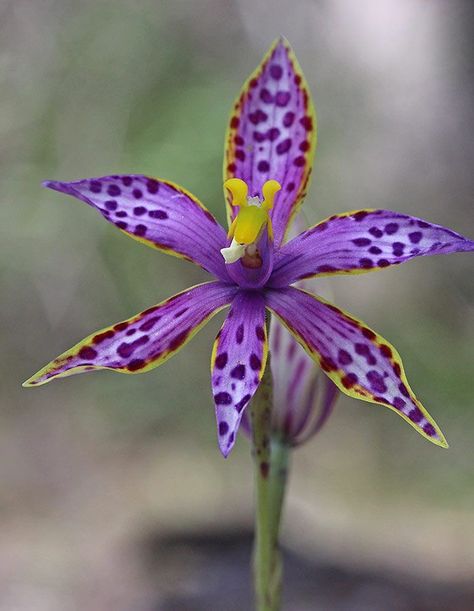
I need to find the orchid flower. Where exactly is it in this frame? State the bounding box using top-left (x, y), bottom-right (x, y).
top-left (24, 38), bottom-right (474, 458)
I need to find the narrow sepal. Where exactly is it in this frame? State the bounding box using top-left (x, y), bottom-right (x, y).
top-left (265, 286), bottom-right (448, 448)
top-left (224, 38), bottom-right (316, 247)
top-left (211, 291), bottom-right (268, 457)
top-left (44, 176), bottom-right (229, 280)
top-left (270, 209), bottom-right (474, 286)
top-left (24, 282), bottom-right (237, 387)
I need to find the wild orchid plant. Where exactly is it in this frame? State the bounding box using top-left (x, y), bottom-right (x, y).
top-left (24, 38), bottom-right (473, 610)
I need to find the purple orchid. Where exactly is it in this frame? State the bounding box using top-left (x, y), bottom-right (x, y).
top-left (24, 38), bottom-right (473, 457)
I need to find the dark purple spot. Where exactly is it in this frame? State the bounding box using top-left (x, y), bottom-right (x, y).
top-left (338, 349), bottom-right (353, 365)
top-left (286, 182), bottom-right (295, 192)
top-left (398, 382), bottom-right (409, 397)
top-left (253, 131), bottom-right (266, 142)
top-left (92, 330), bottom-right (115, 344)
top-left (293, 156), bottom-right (305, 167)
top-left (257, 160), bottom-right (270, 172)
top-left (134, 206), bottom-right (146, 216)
top-left (249, 109), bottom-right (268, 125)
top-left (276, 138), bottom-right (292, 155)
top-left (230, 116), bottom-right (240, 129)
top-left (173, 308), bottom-right (188, 319)
top-left (231, 364), bottom-right (246, 380)
top-left (283, 111), bottom-right (295, 127)
top-left (90, 180), bottom-right (102, 193)
top-left (379, 344), bottom-right (392, 358)
top-left (353, 211), bottom-right (369, 222)
top-left (146, 179), bottom-right (159, 194)
top-left (317, 264), bottom-right (337, 273)
top-left (107, 184), bottom-right (121, 196)
top-left (149, 210), bottom-right (168, 220)
top-left (117, 335), bottom-right (150, 358)
top-left (359, 258), bottom-right (373, 269)
top-left (169, 329), bottom-right (189, 351)
top-left (139, 316), bottom-right (161, 332)
top-left (417, 220), bottom-right (429, 228)
top-left (423, 423), bottom-right (436, 437)
top-left (114, 322), bottom-right (128, 331)
top-left (392, 242), bottom-right (405, 256)
top-left (369, 246), bottom-right (382, 255)
top-left (214, 392), bottom-right (232, 406)
top-left (78, 346), bottom-right (97, 360)
top-left (369, 227), bottom-right (383, 238)
top-left (393, 397), bottom-right (406, 410)
top-left (353, 237), bottom-right (371, 247)
top-left (236, 324), bottom-right (244, 344)
top-left (300, 116), bottom-right (313, 131)
top-left (393, 362), bottom-right (401, 376)
top-left (250, 353), bottom-right (261, 371)
top-left (127, 359), bottom-right (146, 371)
top-left (121, 176), bottom-right (133, 186)
top-left (235, 394), bottom-right (251, 413)
top-left (362, 328), bottom-right (376, 340)
top-left (215, 352), bottom-right (228, 370)
top-left (219, 421), bottom-right (229, 436)
top-left (385, 222), bottom-right (399, 235)
top-left (409, 231), bottom-right (422, 244)
top-left (235, 149), bottom-right (246, 161)
top-left (132, 188), bottom-right (143, 199)
top-left (378, 259), bottom-right (390, 267)
top-left (320, 356), bottom-right (337, 372)
top-left (342, 373), bottom-right (358, 388)
top-left (299, 140), bottom-right (310, 152)
top-left (355, 343), bottom-right (376, 365)
top-left (255, 325), bottom-right (265, 341)
top-left (126, 328), bottom-right (136, 336)
top-left (267, 127), bottom-right (280, 141)
top-left (116, 221), bottom-right (128, 230)
top-left (135, 224), bottom-right (147, 237)
top-left (116, 210), bottom-right (127, 218)
top-left (260, 88), bottom-right (273, 103)
top-left (366, 370), bottom-right (387, 393)
top-left (408, 408), bottom-right (423, 423)
top-left (275, 91), bottom-right (291, 107)
top-left (270, 64), bottom-right (283, 80)
top-left (105, 200), bottom-right (117, 211)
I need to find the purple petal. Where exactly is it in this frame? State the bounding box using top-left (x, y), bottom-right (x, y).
top-left (224, 38), bottom-right (316, 247)
top-left (44, 176), bottom-right (229, 280)
top-left (265, 287), bottom-right (448, 448)
top-left (270, 209), bottom-right (474, 286)
top-left (23, 282), bottom-right (237, 386)
top-left (225, 228), bottom-right (274, 289)
top-left (211, 291), bottom-right (268, 457)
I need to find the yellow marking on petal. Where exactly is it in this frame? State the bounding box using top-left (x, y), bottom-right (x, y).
top-left (267, 290), bottom-right (448, 449)
top-left (224, 178), bottom-right (248, 207)
top-left (234, 206), bottom-right (269, 244)
top-left (261, 179), bottom-right (281, 210)
top-left (23, 283), bottom-right (231, 387)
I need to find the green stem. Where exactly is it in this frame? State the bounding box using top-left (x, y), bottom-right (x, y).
top-left (250, 353), bottom-right (290, 611)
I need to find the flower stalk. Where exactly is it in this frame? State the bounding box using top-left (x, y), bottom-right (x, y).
top-left (250, 341), bottom-right (290, 611)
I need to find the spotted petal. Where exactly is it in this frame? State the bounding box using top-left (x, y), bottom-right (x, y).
top-left (270, 209), bottom-right (474, 286)
top-left (265, 286), bottom-right (448, 447)
top-left (23, 282), bottom-right (237, 386)
top-left (44, 176), bottom-right (229, 280)
top-left (224, 38), bottom-right (316, 247)
top-left (211, 291), bottom-right (268, 457)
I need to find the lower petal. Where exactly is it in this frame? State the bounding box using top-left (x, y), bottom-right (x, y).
top-left (24, 282), bottom-right (237, 386)
top-left (211, 291), bottom-right (268, 457)
top-left (265, 287), bottom-right (448, 448)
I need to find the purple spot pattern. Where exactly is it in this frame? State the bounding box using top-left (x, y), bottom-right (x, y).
top-left (225, 40), bottom-right (316, 247)
top-left (44, 176), bottom-right (229, 280)
top-left (211, 291), bottom-right (267, 457)
top-left (27, 283), bottom-right (237, 386)
top-left (270, 209), bottom-right (474, 286)
top-left (265, 286), bottom-right (445, 444)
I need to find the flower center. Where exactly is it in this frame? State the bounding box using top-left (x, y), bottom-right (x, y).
top-left (220, 178), bottom-right (281, 265)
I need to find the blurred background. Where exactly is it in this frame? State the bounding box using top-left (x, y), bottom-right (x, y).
top-left (1, 0), bottom-right (473, 609)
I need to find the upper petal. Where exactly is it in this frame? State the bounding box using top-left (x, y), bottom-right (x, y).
top-left (44, 176), bottom-right (229, 280)
top-left (211, 291), bottom-right (268, 457)
top-left (224, 38), bottom-right (316, 247)
top-left (265, 286), bottom-right (448, 448)
top-left (270, 209), bottom-right (474, 286)
top-left (23, 282), bottom-right (237, 386)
